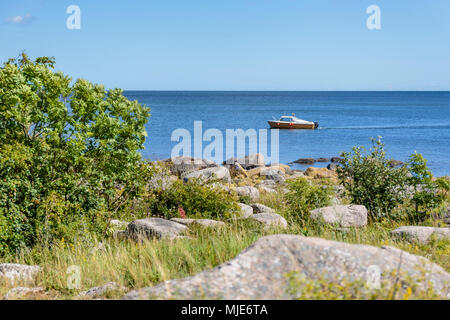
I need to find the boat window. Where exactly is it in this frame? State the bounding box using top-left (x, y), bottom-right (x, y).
top-left (280, 117), bottom-right (292, 122)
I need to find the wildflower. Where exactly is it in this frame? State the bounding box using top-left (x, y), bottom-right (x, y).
top-left (178, 207), bottom-right (186, 219)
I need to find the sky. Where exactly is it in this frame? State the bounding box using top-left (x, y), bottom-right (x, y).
top-left (1, 0), bottom-right (450, 91)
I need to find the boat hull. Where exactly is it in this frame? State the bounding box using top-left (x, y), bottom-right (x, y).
top-left (268, 121), bottom-right (318, 129)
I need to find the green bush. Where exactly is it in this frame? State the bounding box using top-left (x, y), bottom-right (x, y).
top-left (284, 177), bottom-right (333, 220)
top-left (146, 179), bottom-right (240, 220)
top-left (408, 152), bottom-right (447, 219)
top-left (0, 53), bottom-right (150, 254)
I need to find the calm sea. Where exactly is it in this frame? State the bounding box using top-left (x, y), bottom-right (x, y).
top-left (123, 91), bottom-right (450, 177)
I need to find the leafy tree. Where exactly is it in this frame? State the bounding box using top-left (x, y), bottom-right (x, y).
top-left (0, 53), bottom-right (150, 253)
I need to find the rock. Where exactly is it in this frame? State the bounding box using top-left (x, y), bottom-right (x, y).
top-left (251, 203), bottom-right (275, 214)
top-left (3, 287), bottom-right (45, 300)
top-left (170, 218), bottom-right (226, 228)
top-left (327, 163), bottom-right (337, 171)
top-left (224, 154), bottom-right (265, 170)
top-left (294, 158), bottom-right (315, 165)
top-left (305, 167), bottom-right (337, 179)
top-left (256, 179), bottom-right (277, 189)
top-left (124, 218), bottom-right (188, 241)
top-left (260, 168), bottom-right (285, 184)
top-left (110, 220), bottom-right (129, 228)
top-left (310, 205), bottom-right (368, 227)
top-left (112, 230), bottom-right (127, 240)
top-left (316, 158), bottom-right (329, 162)
top-left (0, 264), bottom-right (40, 284)
top-left (234, 186), bottom-right (260, 201)
top-left (286, 171), bottom-right (305, 180)
top-left (389, 160), bottom-right (404, 168)
top-left (259, 186), bottom-right (276, 193)
top-left (246, 167), bottom-right (265, 177)
top-left (331, 157), bottom-right (343, 163)
top-left (147, 169), bottom-right (177, 191)
top-left (166, 156), bottom-right (217, 175)
top-left (122, 235), bottom-right (450, 300)
top-left (78, 282), bottom-right (123, 299)
top-left (269, 164), bottom-right (292, 175)
top-left (391, 226), bottom-right (450, 244)
top-left (250, 213), bottom-right (288, 229)
top-left (182, 166), bottom-right (231, 183)
top-left (237, 203), bottom-right (253, 218)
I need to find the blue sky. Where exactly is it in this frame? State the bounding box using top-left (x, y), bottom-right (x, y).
top-left (1, 0), bottom-right (449, 90)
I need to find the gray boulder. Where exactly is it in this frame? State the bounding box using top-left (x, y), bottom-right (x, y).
top-left (294, 158), bottom-right (315, 165)
top-left (182, 166), bottom-right (231, 183)
top-left (3, 287), bottom-right (45, 300)
top-left (166, 156), bottom-right (217, 175)
top-left (122, 235), bottom-right (449, 300)
top-left (170, 218), bottom-right (226, 228)
top-left (251, 203), bottom-right (275, 214)
top-left (250, 213), bottom-right (288, 229)
top-left (224, 154), bottom-right (265, 170)
top-left (391, 226), bottom-right (450, 244)
top-left (124, 218), bottom-right (188, 241)
top-left (234, 186), bottom-right (260, 201)
top-left (237, 203), bottom-right (253, 218)
top-left (327, 163), bottom-right (337, 171)
top-left (310, 205), bottom-right (368, 227)
top-left (0, 264), bottom-right (40, 284)
top-left (78, 282), bottom-right (123, 299)
top-left (260, 168), bottom-right (285, 184)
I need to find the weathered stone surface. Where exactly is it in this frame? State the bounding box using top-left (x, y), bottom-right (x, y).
top-left (122, 235), bottom-right (450, 300)
top-left (286, 171), bottom-right (305, 180)
top-left (170, 218), bottom-right (226, 228)
top-left (229, 162), bottom-right (248, 177)
top-left (112, 230), bottom-right (127, 240)
top-left (0, 264), bottom-right (40, 283)
top-left (331, 157), bottom-right (343, 163)
top-left (251, 203), bottom-right (275, 214)
top-left (182, 166), bottom-right (231, 183)
top-left (391, 226), bottom-right (450, 244)
top-left (224, 154), bottom-right (265, 170)
top-left (110, 219), bottom-right (129, 228)
top-left (327, 163), bottom-right (337, 171)
top-left (310, 205), bottom-right (368, 227)
top-left (316, 158), bottom-right (330, 163)
top-left (234, 186), bottom-right (260, 201)
top-left (250, 213), bottom-right (288, 229)
top-left (259, 186), bottom-right (276, 193)
top-left (3, 287), bottom-right (45, 300)
top-left (237, 203), bottom-right (253, 218)
top-left (256, 179), bottom-right (277, 189)
top-left (260, 168), bottom-right (285, 184)
top-left (269, 164), bottom-right (292, 175)
top-left (166, 156), bottom-right (217, 175)
top-left (124, 218), bottom-right (188, 241)
top-left (78, 282), bottom-right (123, 299)
top-left (147, 169), bottom-right (177, 190)
top-left (294, 158), bottom-right (315, 165)
top-left (305, 167), bottom-right (337, 179)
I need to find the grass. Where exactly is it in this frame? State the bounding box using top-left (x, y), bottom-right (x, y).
top-left (1, 185), bottom-right (449, 300)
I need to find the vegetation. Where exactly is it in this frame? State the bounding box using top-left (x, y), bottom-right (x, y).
top-left (0, 53), bottom-right (150, 254)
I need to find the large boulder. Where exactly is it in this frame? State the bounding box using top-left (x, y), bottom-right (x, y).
top-left (170, 218), bottom-right (226, 228)
top-left (124, 218), bottom-right (188, 241)
top-left (182, 166), bottom-right (231, 183)
top-left (233, 186), bottom-right (260, 201)
top-left (3, 287), bottom-right (45, 300)
top-left (166, 156), bottom-right (217, 175)
top-left (310, 205), bottom-right (368, 227)
top-left (224, 154), bottom-right (265, 170)
top-left (250, 213), bottom-right (288, 229)
top-left (0, 264), bottom-right (40, 284)
top-left (123, 235), bottom-right (450, 300)
top-left (251, 203), bottom-right (275, 214)
top-left (391, 226), bottom-right (450, 244)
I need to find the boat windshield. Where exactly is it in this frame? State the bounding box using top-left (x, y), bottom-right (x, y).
top-left (279, 117), bottom-right (293, 122)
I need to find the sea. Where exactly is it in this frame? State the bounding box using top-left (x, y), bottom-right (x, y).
top-left (123, 91), bottom-right (450, 177)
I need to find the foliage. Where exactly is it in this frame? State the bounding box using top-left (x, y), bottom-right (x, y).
top-left (337, 138), bottom-right (410, 220)
top-left (284, 177), bottom-right (332, 220)
top-left (146, 179), bottom-right (240, 220)
top-left (0, 53), bottom-right (150, 254)
top-left (408, 153), bottom-right (448, 218)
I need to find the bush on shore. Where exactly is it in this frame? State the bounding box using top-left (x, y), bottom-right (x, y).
top-left (0, 53), bottom-right (150, 255)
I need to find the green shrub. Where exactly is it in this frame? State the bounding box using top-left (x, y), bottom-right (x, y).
top-left (146, 179), bottom-right (240, 220)
top-left (284, 177), bottom-right (333, 220)
top-left (408, 153), bottom-right (447, 219)
top-left (337, 138), bottom-right (410, 220)
top-left (0, 53), bottom-right (150, 254)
